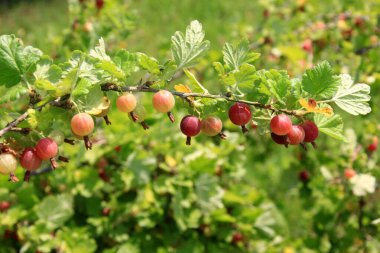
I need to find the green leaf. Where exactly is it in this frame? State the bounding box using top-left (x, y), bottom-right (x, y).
top-left (223, 40), bottom-right (260, 71)
top-left (265, 69), bottom-right (291, 104)
top-left (183, 68), bottom-right (208, 93)
top-left (234, 64), bottom-right (257, 93)
top-left (171, 20), bottom-right (210, 69)
top-left (0, 35), bottom-right (42, 87)
top-left (0, 84), bottom-right (28, 104)
top-left (72, 78), bottom-right (93, 98)
top-left (35, 194), bottom-right (74, 229)
top-left (89, 38), bottom-right (111, 61)
top-left (137, 52), bottom-right (160, 75)
top-left (195, 174), bottom-right (224, 214)
top-left (56, 227), bottom-right (97, 253)
top-left (301, 61), bottom-right (340, 98)
top-left (114, 49), bottom-right (139, 78)
top-left (314, 113), bottom-right (346, 141)
top-left (117, 243), bottom-right (140, 253)
top-left (331, 74), bottom-right (371, 115)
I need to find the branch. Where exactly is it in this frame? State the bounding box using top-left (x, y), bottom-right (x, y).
top-left (101, 83), bottom-right (306, 117)
top-left (0, 111), bottom-right (29, 138)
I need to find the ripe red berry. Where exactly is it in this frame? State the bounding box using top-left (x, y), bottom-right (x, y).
top-left (0, 153), bottom-right (18, 175)
top-left (232, 232), bottom-right (244, 243)
top-left (302, 39), bottom-right (313, 53)
top-left (298, 170), bottom-right (309, 183)
top-left (0, 201), bottom-right (10, 212)
top-left (301, 120), bottom-right (319, 143)
top-left (344, 168), bottom-right (356, 179)
top-left (228, 103), bottom-right (251, 133)
top-left (201, 116), bottom-right (223, 137)
top-left (20, 148), bottom-right (42, 171)
top-left (271, 133), bottom-right (288, 147)
top-left (35, 138), bottom-right (58, 160)
top-left (117, 94), bottom-right (137, 113)
top-left (71, 113), bottom-right (94, 137)
top-left (287, 125), bottom-right (305, 145)
top-left (95, 0), bottom-right (104, 10)
top-left (367, 136), bottom-right (378, 152)
top-left (152, 90), bottom-right (175, 113)
top-left (102, 207), bottom-right (111, 216)
top-left (180, 115), bottom-right (201, 145)
top-left (270, 114), bottom-right (292, 136)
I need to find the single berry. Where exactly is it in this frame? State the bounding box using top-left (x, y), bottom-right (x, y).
top-left (116, 94), bottom-right (137, 113)
top-left (71, 113), bottom-right (94, 137)
top-left (271, 133), bottom-right (288, 147)
top-left (298, 170), bottom-right (309, 183)
top-left (0, 201), bottom-right (10, 212)
top-left (302, 39), bottom-right (313, 53)
top-left (367, 136), bottom-right (378, 152)
top-left (20, 148), bottom-right (42, 171)
top-left (152, 90), bottom-right (175, 113)
top-left (301, 120), bottom-right (319, 143)
top-left (228, 103), bottom-right (251, 133)
top-left (201, 116), bottom-right (223, 137)
top-left (95, 0), bottom-right (104, 10)
top-left (287, 125), bottom-right (305, 145)
top-left (180, 115), bottom-right (201, 145)
top-left (35, 138), bottom-right (58, 160)
top-left (102, 207), bottom-right (111, 216)
top-left (0, 153), bottom-right (18, 175)
top-left (270, 114), bottom-right (292, 136)
top-left (232, 232), bottom-right (244, 243)
top-left (344, 168), bottom-right (356, 179)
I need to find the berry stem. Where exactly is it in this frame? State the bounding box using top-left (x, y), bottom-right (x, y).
top-left (140, 121), bottom-right (149, 130)
top-left (103, 116), bottom-right (112, 125)
top-left (50, 158), bottom-right (58, 169)
top-left (241, 125), bottom-right (248, 134)
top-left (24, 171), bottom-right (31, 182)
top-left (83, 136), bottom-right (92, 150)
top-left (8, 173), bottom-right (19, 183)
top-left (64, 139), bottom-right (76, 145)
top-left (219, 132), bottom-right (227, 139)
top-left (58, 156), bottom-right (70, 163)
top-left (129, 112), bottom-right (138, 122)
top-left (186, 136), bottom-right (192, 145)
top-left (167, 112), bottom-right (175, 123)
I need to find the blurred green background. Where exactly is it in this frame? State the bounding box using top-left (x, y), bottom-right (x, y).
top-left (0, 0), bottom-right (379, 252)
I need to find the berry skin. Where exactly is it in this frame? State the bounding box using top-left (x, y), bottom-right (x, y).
top-left (0, 153), bottom-right (18, 175)
top-left (229, 103), bottom-right (251, 126)
top-left (0, 201), bottom-right (10, 212)
top-left (301, 120), bottom-right (319, 142)
top-left (20, 148), bottom-right (42, 171)
top-left (95, 0), bottom-right (104, 10)
top-left (35, 138), bottom-right (58, 160)
top-left (71, 113), bottom-right (94, 137)
top-left (232, 232), bottom-right (244, 244)
top-left (270, 114), bottom-right (292, 136)
top-left (302, 39), bottom-right (313, 53)
top-left (344, 168), bottom-right (356, 179)
top-left (201, 116), bottom-right (223, 136)
top-left (367, 136), bottom-right (378, 152)
top-left (152, 90), bottom-right (175, 113)
top-left (180, 115), bottom-right (201, 145)
top-left (287, 125), bottom-right (305, 145)
top-left (298, 170), bottom-right (309, 183)
top-left (271, 133), bottom-right (288, 147)
top-left (116, 94), bottom-right (137, 113)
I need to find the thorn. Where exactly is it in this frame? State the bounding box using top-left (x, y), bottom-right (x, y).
top-left (186, 136), bottom-right (191, 146)
top-left (167, 112), bottom-right (175, 123)
top-left (140, 121), bottom-right (149, 130)
top-left (103, 115), bottom-right (111, 125)
top-left (129, 112), bottom-right (138, 122)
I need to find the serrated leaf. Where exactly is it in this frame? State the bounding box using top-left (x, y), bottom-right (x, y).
top-left (301, 61), bottom-right (340, 98)
top-left (0, 84), bottom-right (28, 104)
top-left (72, 78), bottom-right (93, 98)
top-left (265, 69), bottom-right (290, 104)
top-left (137, 52), bottom-right (160, 75)
top-left (223, 40), bottom-right (260, 71)
top-left (89, 38), bottom-right (111, 61)
top-left (331, 74), bottom-right (371, 115)
top-left (234, 64), bottom-right (257, 93)
top-left (314, 114), bottom-right (346, 141)
top-left (183, 68), bottom-right (208, 93)
top-left (35, 194), bottom-right (73, 229)
top-left (114, 49), bottom-right (139, 78)
top-left (171, 20), bottom-right (210, 69)
top-left (0, 35), bottom-right (42, 87)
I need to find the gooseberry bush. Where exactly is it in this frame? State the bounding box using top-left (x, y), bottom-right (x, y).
top-left (0, 17), bottom-right (376, 252)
